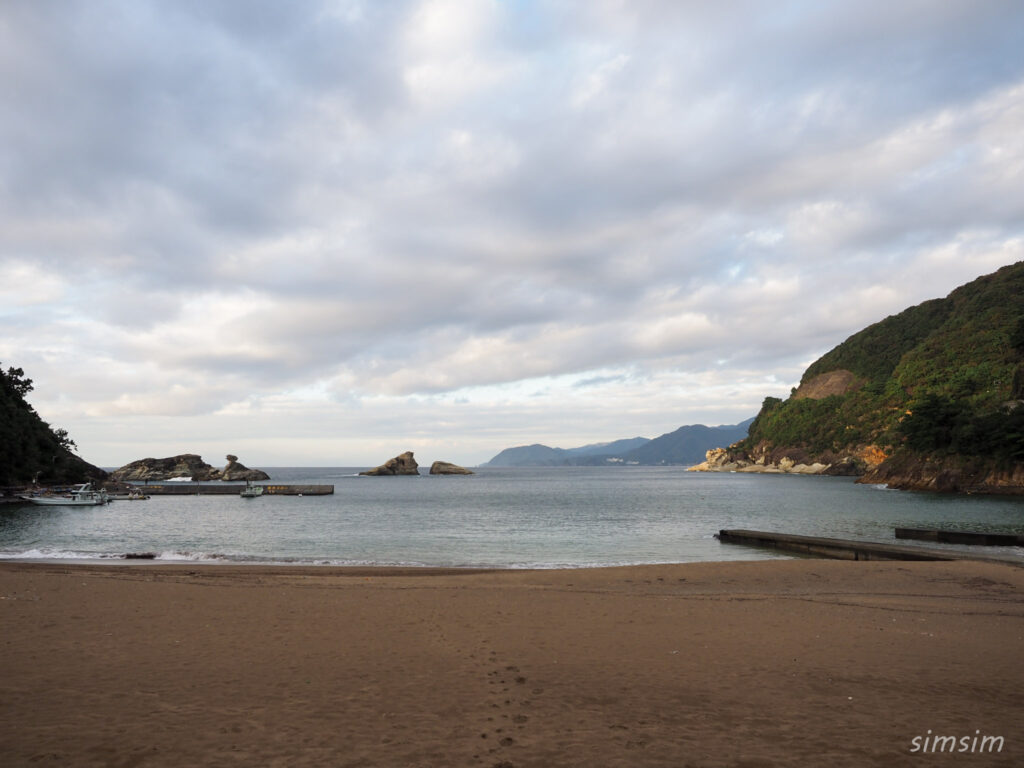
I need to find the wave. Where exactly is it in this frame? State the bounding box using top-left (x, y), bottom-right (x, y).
top-left (0, 547), bottom-right (475, 567)
top-left (0, 547), bottom-right (720, 569)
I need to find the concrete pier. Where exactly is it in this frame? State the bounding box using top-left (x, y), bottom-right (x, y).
top-left (895, 527), bottom-right (1024, 547)
top-left (717, 529), bottom-right (1023, 565)
top-left (136, 484), bottom-right (333, 496)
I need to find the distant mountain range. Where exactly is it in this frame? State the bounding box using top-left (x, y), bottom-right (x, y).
top-left (481, 418), bottom-right (754, 467)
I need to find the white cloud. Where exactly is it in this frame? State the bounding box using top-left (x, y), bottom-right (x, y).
top-left (2, 0), bottom-right (1023, 466)
top-left (401, 0), bottom-right (514, 106)
top-left (0, 261), bottom-right (68, 307)
top-left (571, 51), bottom-right (630, 108)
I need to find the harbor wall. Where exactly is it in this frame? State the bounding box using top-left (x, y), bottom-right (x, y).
top-left (138, 484), bottom-right (333, 496)
top-left (716, 529), bottom-right (1023, 566)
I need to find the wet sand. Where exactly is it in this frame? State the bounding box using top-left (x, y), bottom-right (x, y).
top-left (1, 559), bottom-right (1021, 767)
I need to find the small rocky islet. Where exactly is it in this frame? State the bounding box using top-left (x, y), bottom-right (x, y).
top-left (108, 454), bottom-right (270, 482)
top-left (359, 451), bottom-right (473, 476)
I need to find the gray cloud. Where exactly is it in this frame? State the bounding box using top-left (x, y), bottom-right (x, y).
top-left (2, 0), bottom-right (1022, 464)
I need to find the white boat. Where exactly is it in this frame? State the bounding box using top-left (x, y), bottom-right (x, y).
top-left (240, 482), bottom-right (264, 498)
top-left (20, 483), bottom-right (110, 506)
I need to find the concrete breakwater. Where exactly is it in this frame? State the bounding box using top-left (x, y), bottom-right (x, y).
top-left (137, 484), bottom-right (333, 496)
top-left (895, 527), bottom-right (1024, 547)
top-left (717, 529), bottom-right (1024, 565)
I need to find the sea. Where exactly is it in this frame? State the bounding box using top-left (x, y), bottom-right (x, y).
top-left (1, 467), bottom-right (1022, 568)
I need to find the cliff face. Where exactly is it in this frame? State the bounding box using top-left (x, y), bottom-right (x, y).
top-left (859, 452), bottom-right (1024, 494)
top-left (688, 442), bottom-right (880, 476)
top-left (711, 262), bottom-right (1024, 493)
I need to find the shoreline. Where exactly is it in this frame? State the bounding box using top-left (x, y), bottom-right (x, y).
top-left (2, 558), bottom-right (1021, 766)
top-left (3, 528), bottom-right (1020, 570)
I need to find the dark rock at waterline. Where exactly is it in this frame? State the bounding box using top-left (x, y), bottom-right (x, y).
top-left (218, 455), bottom-right (270, 481)
top-left (360, 451), bottom-right (420, 476)
top-left (109, 454), bottom-right (269, 482)
top-left (429, 461), bottom-right (474, 475)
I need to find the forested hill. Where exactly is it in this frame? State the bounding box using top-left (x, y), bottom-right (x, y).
top-left (0, 364), bottom-right (106, 486)
top-left (728, 261), bottom-right (1024, 492)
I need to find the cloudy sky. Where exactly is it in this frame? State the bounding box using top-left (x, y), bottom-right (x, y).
top-left (2, 0), bottom-right (1023, 468)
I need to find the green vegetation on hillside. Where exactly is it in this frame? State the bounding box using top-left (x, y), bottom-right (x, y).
top-left (740, 262), bottom-right (1024, 465)
top-left (0, 363), bottom-right (104, 486)
top-left (898, 393), bottom-right (1024, 462)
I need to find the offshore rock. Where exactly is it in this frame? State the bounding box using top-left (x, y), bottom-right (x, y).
top-left (109, 454), bottom-right (217, 482)
top-left (360, 451), bottom-right (420, 476)
top-left (219, 454), bottom-right (270, 481)
top-left (429, 461), bottom-right (474, 475)
top-left (109, 453), bottom-right (270, 482)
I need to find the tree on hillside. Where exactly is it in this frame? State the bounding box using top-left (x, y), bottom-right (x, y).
top-left (2, 365), bottom-right (34, 401)
top-left (0, 362), bottom-right (103, 485)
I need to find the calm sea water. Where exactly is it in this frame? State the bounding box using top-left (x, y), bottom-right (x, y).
top-left (1, 467), bottom-right (1022, 567)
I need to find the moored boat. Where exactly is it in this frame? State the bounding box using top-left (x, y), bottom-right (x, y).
top-left (19, 483), bottom-right (110, 506)
top-left (240, 481), bottom-right (264, 498)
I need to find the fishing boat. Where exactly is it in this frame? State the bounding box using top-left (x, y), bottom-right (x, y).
top-left (20, 483), bottom-right (110, 506)
top-left (240, 481), bottom-right (264, 498)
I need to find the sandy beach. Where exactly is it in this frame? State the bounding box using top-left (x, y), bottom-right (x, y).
top-left (1, 559), bottom-right (1021, 767)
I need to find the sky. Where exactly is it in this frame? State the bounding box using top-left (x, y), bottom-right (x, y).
top-left (2, 0), bottom-right (1023, 468)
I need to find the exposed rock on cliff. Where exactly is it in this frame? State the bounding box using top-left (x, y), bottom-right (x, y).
top-left (860, 453), bottom-right (1024, 494)
top-left (688, 446), bottom-right (832, 475)
top-left (109, 454), bottom-right (269, 482)
top-left (360, 451), bottom-right (420, 476)
top-left (792, 369), bottom-right (863, 400)
top-left (688, 441), bottom-right (886, 476)
top-left (429, 461), bottom-right (474, 475)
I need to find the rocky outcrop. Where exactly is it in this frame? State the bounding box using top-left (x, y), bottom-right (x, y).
top-left (688, 442), bottom-right (887, 477)
top-left (792, 369), bottom-right (863, 400)
top-left (429, 461), bottom-right (474, 475)
top-left (110, 454), bottom-right (214, 482)
top-left (109, 454), bottom-right (269, 482)
top-left (219, 454), bottom-right (270, 481)
top-left (687, 447), bottom-right (830, 475)
top-left (690, 439), bottom-right (1024, 495)
top-left (858, 454), bottom-right (1024, 494)
top-left (360, 451), bottom-right (420, 476)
